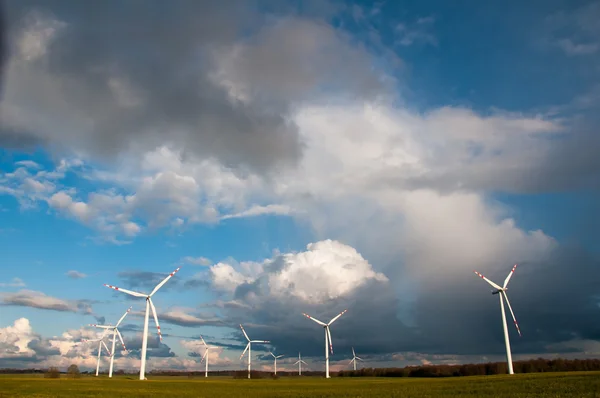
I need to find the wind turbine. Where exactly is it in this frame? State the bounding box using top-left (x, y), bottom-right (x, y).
top-left (474, 264), bottom-right (522, 375)
top-left (239, 324), bottom-right (270, 379)
top-left (104, 266), bottom-right (181, 380)
top-left (90, 306), bottom-right (131, 378)
top-left (349, 347), bottom-right (363, 371)
top-left (199, 335), bottom-right (219, 378)
top-left (81, 335), bottom-right (111, 376)
top-left (302, 309), bottom-right (347, 378)
top-left (294, 352), bottom-right (308, 376)
top-left (269, 352), bottom-right (284, 375)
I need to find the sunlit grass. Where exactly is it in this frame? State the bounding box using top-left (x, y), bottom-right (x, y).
top-left (1, 371), bottom-right (600, 397)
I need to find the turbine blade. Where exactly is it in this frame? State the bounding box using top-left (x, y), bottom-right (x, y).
top-left (502, 291), bottom-right (522, 337)
top-left (104, 284), bottom-right (147, 298)
top-left (149, 267), bottom-right (181, 297)
top-left (302, 313), bottom-right (326, 326)
top-left (199, 335), bottom-right (208, 347)
top-left (328, 309), bottom-right (348, 325)
top-left (301, 360), bottom-right (307, 364)
top-left (240, 343), bottom-right (249, 360)
top-left (148, 298), bottom-right (162, 341)
top-left (116, 329), bottom-right (127, 352)
top-left (356, 357), bottom-right (363, 361)
top-left (251, 340), bottom-right (270, 343)
top-left (349, 359), bottom-right (354, 365)
top-left (115, 306), bottom-right (132, 327)
top-left (240, 324), bottom-right (250, 341)
top-left (269, 352), bottom-right (276, 358)
top-left (503, 264), bottom-right (518, 288)
top-left (473, 271), bottom-right (502, 290)
top-left (89, 324), bottom-right (112, 329)
top-left (327, 327), bottom-right (333, 354)
top-left (294, 360), bottom-right (300, 365)
top-left (276, 355), bottom-right (284, 358)
top-left (200, 349), bottom-right (208, 363)
top-left (352, 347), bottom-right (355, 357)
top-left (101, 341), bottom-right (111, 356)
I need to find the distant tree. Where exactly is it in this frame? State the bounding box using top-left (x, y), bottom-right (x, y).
top-left (45, 367), bottom-right (60, 379)
top-left (67, 364), bottom-right (81, 379)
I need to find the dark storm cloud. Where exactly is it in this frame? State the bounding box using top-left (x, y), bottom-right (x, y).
top-left (1, 0), bottom-right (385, 174)
top-left (123, 334), bottom-right (176, 359)
top-left (410, 245), bottom-right (600, 357)
top-left (204, 280), bottom-right (415, 359)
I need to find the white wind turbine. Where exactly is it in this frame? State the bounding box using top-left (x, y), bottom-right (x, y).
top-left (239, 324), bottom-right (270, 379)
top-left (199, 335), bottom-right (219, 378)
top-left (89, 306), bottom-right (131, 378)
top-left (349, 347), bottom-right (363, 371)
top-left (474, 264), bottom-right (522, 375)
top-left (81, 334), bottom-right (111, 377)
top-left (294, 352), bottom-right (308, 376)
top-left (104, 266), bottom-right (181, 380)
top-left (303, 309), bottom-right (347, 378)
top-left (269, 352), bottom-right (284, 375)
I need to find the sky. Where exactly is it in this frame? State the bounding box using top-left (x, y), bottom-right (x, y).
top-left (0, 0), bottom-right (599, 373)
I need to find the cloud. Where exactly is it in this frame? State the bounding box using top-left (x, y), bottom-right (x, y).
top-left (0, 2), bottom-right (387, 175)
top-left (115, 269), bottom-right (179, 294)
top-left (221, 204), bottom-right (294, 220)
top-left (65, 270), bottom-right (87, 279)
top-left (182, 256), bottom-right (212, 267)
top-left (1, 289), bottom-right (93, 314)
top-left (180, 339), bottom-right (232, 367)
top-left (159, 309), bottom-right (226, 328)
top-left (0, 278), bottom-right (26, 288)
top-left (545, 2), bottom-right (600, 56)
top-left (394, 16), bottom-right (437, 47)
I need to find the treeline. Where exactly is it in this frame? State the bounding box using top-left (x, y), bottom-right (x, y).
top-left (337, 358), bottom-right (600, 378)
top-left (3, 358), bottom-right (600, 377)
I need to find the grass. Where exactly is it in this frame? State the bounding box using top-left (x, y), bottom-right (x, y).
top-left (1, 372), bottom-right (600, 397)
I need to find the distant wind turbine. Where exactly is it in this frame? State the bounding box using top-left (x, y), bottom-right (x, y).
top-left (349, 347), bottom-right (363, 371)
top-left (82, 335), bottom-right (111, 376)
top-left (294, 352), bottom-right (308, 376)
top-left (302, 309), bottom-right (347, 378)
top-left (239, 324), bottom-right (270, 379)
top-left (104, 266), bottom-right (181, 380)
top-left (474, 264), bottom-right (522, 375)
top-left (269, 352), bottom-right (284, 375)
top-left (90, 306), bottom-right (131, 378)
top-left (199, 335), bottom-right (219, 378)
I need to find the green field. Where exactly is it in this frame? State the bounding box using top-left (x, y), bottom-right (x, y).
top-left (1, 372), bottom-right (600, 397)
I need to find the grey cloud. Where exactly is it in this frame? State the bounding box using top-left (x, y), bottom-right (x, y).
top-left (1, 0), bottom-right (384, 174)
top-left (0, 289), bottom-right (93, 314)
top-left (116, 270), bottom-right (179, 293)
top-left (123, 334), bottom-right (176, 359)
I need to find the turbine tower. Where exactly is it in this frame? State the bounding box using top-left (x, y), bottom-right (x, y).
top-left (294, 352), bottom-right (308, 376)
top-left (239, 324), bottom-right (270, 379)
top-left (269, 352), bottom-right (284, 375)
top-left (199, 335), bottom-right (218, 378)
top-left (474, 264), bottom-right (522, 375)
top-left (82, 335), bottom-right (111, 376)
top-left (302, 309), bottom-right (347, 378)
top-left (349, 347), bottom-right (363, 371)
top-left (90, 306), bottom-right (131, 378)
top-left (104, 266), bottom-right (181, 380)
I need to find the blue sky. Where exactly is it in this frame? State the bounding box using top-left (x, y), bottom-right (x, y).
top-left (1, 0), bottom-right (599, 373)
